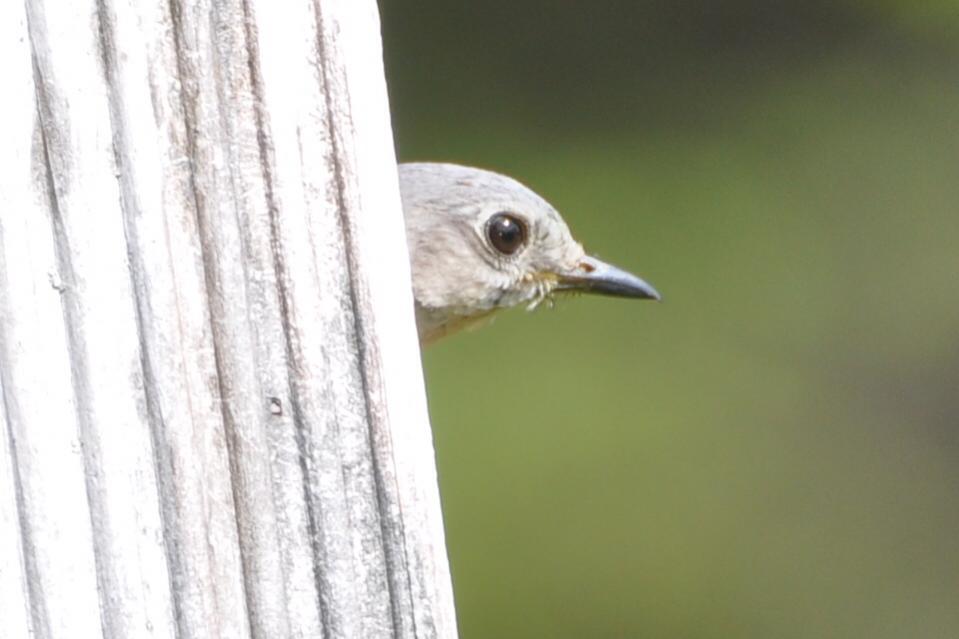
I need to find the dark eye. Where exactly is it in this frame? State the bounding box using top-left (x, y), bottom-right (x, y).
top-left (486, 213), bottom-right (528, 255)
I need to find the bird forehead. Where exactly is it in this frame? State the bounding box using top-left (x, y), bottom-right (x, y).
top-left (450, 182), bottom-right (556, 225)
top-left (401, 163), bottom-right (559, 218)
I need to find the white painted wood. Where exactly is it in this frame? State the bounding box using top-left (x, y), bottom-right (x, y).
top-left (1, 3), bottom-right (115, 637)
top-left (0, 0), bottom-right (457, 637)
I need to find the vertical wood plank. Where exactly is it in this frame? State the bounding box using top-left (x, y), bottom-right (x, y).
top-left (0, 0), bottom-right (457, 637)
top-left (1, 2), bottom-right (110, 636)
top-left (310, 3), bottom-right (459, 636)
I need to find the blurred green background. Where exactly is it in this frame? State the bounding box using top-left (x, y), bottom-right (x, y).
top-left (379, 2), bottom-right (959, 637)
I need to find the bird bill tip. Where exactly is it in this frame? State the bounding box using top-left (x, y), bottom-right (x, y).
top-left (555, 255), bottom-right (661, 301)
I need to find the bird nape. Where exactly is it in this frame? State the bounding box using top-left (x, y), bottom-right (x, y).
top-left (398, 162), bottom-right (659, 345)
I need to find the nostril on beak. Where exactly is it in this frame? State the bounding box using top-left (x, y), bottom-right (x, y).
top-left (558, 255), bottom-right (660, 300)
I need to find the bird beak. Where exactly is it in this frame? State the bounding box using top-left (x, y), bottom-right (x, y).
top-left (554, 255), bottom-right (661, 301)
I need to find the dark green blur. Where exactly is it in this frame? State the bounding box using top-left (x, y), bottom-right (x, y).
top-left (380, 3), bottom-right (959, 637)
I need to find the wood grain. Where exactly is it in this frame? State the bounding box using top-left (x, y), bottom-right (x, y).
top-left (0, 0), bottom-right (456, 637)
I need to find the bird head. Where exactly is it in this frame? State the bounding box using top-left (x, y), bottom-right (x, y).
top-left (399, 162), bottom-right (659, 344)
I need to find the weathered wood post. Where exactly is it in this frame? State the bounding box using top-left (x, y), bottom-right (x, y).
top-left (0, 0), bottom-right (457, 637)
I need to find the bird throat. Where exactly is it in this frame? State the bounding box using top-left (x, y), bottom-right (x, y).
top-left (416, 306), bottom-right (500, 346)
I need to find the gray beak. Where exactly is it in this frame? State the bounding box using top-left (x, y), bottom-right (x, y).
top-left (555, 255), bottom-right (661, 301)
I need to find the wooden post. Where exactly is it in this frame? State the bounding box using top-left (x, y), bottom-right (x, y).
top-left (0, 0), bottom-right (457, 637)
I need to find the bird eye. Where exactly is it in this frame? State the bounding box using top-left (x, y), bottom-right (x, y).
top-left (486, 213), bottom-right (528, 255)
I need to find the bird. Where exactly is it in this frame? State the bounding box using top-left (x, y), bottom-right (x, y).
top-left (398, 162), bottom-right (660, 345)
